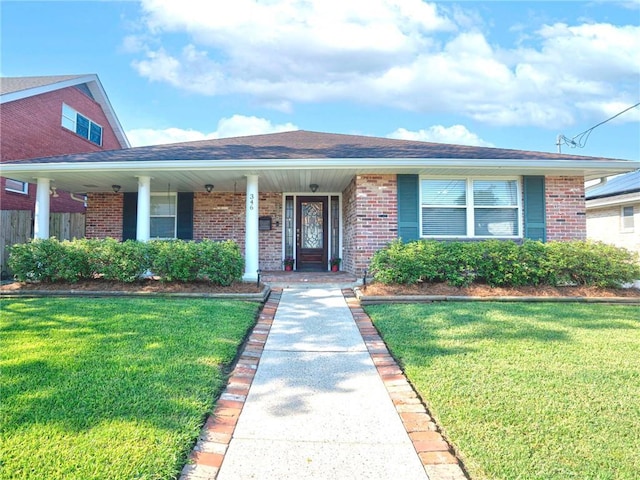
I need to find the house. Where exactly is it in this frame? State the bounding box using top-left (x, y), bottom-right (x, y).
top-left (2, 130), bottom-right (638, 280)
top-left (0, 74), bottom-right (130, 274)
top-left (1, 74), bottom-right (130, 208)
top-left (586, 170), bottom-right (640, 254)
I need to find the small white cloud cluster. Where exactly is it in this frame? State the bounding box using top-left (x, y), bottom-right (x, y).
top-left (388, 125), bottom-right (494, 147)
top-left (127, 114), bottom-right (297, 147)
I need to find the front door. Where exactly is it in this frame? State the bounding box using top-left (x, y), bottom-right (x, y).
top-left (296, 196), bottom-right (328, 271)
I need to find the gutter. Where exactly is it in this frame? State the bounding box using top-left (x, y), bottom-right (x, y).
top-left (3, 157), bottom-right (639, 173)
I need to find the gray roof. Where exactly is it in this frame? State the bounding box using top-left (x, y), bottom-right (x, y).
top-left (586, 170), bottom-right (640, 199)
top-left (2, 129), bottom-right (629, 164)
top-left (0, 75), bottom-right (87, 95)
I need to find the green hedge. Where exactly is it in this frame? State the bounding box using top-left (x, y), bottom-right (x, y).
top-left (369, 239), bottom-right (640, 288)
top-left (8, 238), bottom-right (245, 285)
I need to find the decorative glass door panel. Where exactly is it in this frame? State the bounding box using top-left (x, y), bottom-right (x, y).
top-left (296, 197), bottom-right (328, 271)
top-left (302, 202), bottom-right (323, 248)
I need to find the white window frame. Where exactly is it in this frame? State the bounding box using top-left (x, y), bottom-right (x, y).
top-left (621, 205), bottom-right (635, 233)
top-left (61, 103), bottom-right (103, 146)
top-left (150, 193), bottom-right (178, 240)
top-left (5, 178), bottom-right (29, 194)
top-left (419, 176), bottom-right (523, 239)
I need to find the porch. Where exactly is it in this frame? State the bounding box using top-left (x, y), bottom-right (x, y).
top-left (260, 270), bottom-right (361, 288)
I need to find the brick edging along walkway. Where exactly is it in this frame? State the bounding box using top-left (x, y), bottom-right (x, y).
top-left (342, 288), bottom-right (469, 480)
top-left (181, 288), bottom-right (468, 480)
top-left (180, 289), bottom-right (282, 480)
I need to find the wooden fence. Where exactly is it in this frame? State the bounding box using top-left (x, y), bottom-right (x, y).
top-left (0, 211), bottom-right (85, 278)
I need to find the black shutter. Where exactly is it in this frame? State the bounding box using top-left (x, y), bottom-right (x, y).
top-left (176, 192), bottom-right (194, 240)
top-left (397, 174), bottom-right (419, 242)
top-left (523, 176), bottom-right (546, 241)
top-left (122, 192), bottom-right (138, 240)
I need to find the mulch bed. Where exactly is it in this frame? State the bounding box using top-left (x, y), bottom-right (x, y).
top-left (2, 279), bottom-right (639, 297)
top-left (361, 282), bottom-right (640, 298)
top-left (0, 279), bottom-right (264, 294)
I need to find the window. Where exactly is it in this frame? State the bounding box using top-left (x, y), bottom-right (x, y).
top-left (61, 103), bottom-right (103, 146)
top-left (150, 194), bottom-right (177, 239)
top-left (421, 177), bottom-right (521, 238)
top-left (5, 178), bottom-right (28, 194)
top-left (621, 206), bottom-right (634, 232)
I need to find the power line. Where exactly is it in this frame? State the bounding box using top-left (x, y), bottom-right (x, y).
top-left (556, 101), bottom-right (640, 153)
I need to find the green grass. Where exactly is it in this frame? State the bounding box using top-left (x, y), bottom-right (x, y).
top-left (0, 297), bottom-right (258, 480)
top-left (366, 302), bottom-right (640, 480)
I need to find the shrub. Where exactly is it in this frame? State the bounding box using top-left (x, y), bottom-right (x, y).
top-left (438, 242), bottom-right (480, 287)
top-left (543, 241), bottom-right (640, 288)
top-left (92, 238), bottom-right (150, 283)
top-left (368, 239), bottom-right (422, 284)
top-left (369, 239), bottom-right (640, 288)
top-left (198, 240), bottom-right (244, 286)
top-left (9, 237), bottom-right (246, 285)
top-left (148, 240), bottom-right (200, 282)
top-left (8, 238), bottom-right (93, 283)
top-left (473, 240), bottom-right (549, 287)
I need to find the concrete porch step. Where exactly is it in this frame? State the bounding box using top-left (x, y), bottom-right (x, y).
top-left (260, 271), bottom-right (361, 288)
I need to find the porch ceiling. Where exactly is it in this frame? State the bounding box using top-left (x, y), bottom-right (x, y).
top-left (2, 158), bottom-right (639, 194)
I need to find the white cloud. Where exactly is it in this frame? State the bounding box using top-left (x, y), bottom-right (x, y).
top-left (388, 125), bottom-right (494, 147)
top-left (129, 1), bottom-right (640, 128)
top-left (126, 114), bottom-right (298, 147)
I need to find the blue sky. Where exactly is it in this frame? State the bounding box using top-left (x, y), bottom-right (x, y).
top-left (2, 0), bottom-right (639, 160)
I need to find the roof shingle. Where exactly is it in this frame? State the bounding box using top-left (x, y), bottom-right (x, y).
top-left (2, 130), bottom-right (629, 164)
top-left (0, 74), bottom-right (87, 96)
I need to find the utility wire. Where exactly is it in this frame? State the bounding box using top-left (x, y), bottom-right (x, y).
top-left (557, 101), bottom-right (640, 153)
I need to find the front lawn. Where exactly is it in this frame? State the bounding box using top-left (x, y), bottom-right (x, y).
top-left (366, 302), bottom-right (640, 480)
top-left (0, 297), bottom-right (258, 480)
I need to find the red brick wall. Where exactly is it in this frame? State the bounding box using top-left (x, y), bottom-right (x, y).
top-left (342, 177), bottom-right (357, 274)
top-left (545, 176), bottom-right (587, 241)
top-left (1, 85), bottom-right (122, 213)
top-left (85, 193), bottom-right (123, 240)
top-left (257, 192), bottom-right (283, 270)
top-left (193, 192), bottom-right (245, 244)
top-left (193, 192), bottom-right (283, 270)
top-left (342, 175), bottom-right (397, 276)
top-left (1, 181), bottom-right (35, 211)
top-left (1, 178), bottom-right (88, 213)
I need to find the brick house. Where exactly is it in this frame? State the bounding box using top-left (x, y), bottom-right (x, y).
top-left (0, 74), bottom-right (129, 212)
top-left (2, 130), bottom-right (638, 280)
top-left (586, 170), bottom-right (640, 254)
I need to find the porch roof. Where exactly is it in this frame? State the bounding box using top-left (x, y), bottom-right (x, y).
top-left (2, 130), bottom-right (638, 193)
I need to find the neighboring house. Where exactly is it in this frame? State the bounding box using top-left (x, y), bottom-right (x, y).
top-left (0, 74), bottom-right (130, 212)
top-left (2, 130), bottom-right (638, 280)
top-left (0, 74), bottom-right (129, 275)
top-left (586, 170), bottom-right (640, 254)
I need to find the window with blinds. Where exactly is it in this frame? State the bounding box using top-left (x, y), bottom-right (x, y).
top-left (150, 194), bottom-right (177, 239)
top-left (61, 103), bottom-right (103, 146)
top-left (421, 177), bottom-right (521, 238)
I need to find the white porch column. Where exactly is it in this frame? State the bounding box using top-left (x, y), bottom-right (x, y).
top-left (243, 174), bottom-right (259, 281)
top-left (34, 177), bottom-right (51, 239)
top-left (136, 176), bottom-right (151, 241)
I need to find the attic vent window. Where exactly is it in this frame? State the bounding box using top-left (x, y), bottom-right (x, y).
top-left (61, 103), bottom-right (103, 146)
top-left (621, 206), bottom-right (634, 232)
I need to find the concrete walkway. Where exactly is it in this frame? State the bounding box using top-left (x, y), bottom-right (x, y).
top-left (181, 287), bottom-right (467, 480)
